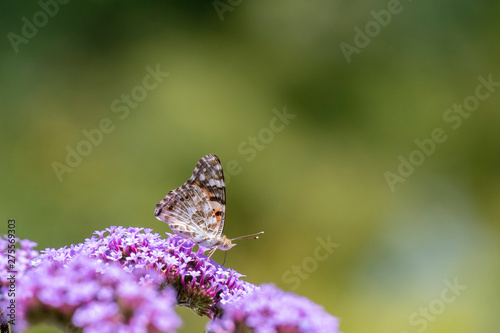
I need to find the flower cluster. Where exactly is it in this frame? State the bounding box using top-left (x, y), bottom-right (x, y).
top-left (18, 256), bottom-right (181, 333)
top-left (0, 236), bottom-right (39, 297)
top-left (207, 284), bottom-right (340, 333)
top-left (36, 226), bottom-right (257, 318)
top-left (0, 226), bottom-right (341, 333)
top-left (0, 236), bottom-right (41, 331)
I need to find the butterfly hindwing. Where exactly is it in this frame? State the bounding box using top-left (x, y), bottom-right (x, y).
top-left (154, 184), bottom-right (219, 242)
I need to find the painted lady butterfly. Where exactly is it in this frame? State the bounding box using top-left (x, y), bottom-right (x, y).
top-left (155, 154), bottom-right (263, 258)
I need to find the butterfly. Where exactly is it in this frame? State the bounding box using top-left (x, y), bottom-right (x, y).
top-left (154, 154), bottom-right (263, 258)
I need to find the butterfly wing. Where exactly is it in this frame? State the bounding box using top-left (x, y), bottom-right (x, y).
top-left (154, 184), bottom-right (219, 243)
top-left (186, 154), bottom-right (226, 238)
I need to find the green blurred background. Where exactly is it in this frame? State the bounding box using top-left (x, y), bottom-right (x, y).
top-left (2, 1), bottom-right (499, 332)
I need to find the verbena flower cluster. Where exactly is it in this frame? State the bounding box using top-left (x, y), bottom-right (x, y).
top-left (35, 226), bottom-right (257, 318)
top-left (0, 236), bottom-right (39, 296)
top-left (207, 284), bottom-right (339, 333)
top-left (0, 236), bottom-right (40, 331)
top-left (18, 256), bottom-right (180, 333)
top-left (0, 226), bottom-right (340, 333)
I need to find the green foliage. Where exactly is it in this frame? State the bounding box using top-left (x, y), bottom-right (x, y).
top-left (1, 1), bottom-right (499, 332)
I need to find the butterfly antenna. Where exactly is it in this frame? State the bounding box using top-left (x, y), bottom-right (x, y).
top-left (230, 231), bottom-right (264, 241)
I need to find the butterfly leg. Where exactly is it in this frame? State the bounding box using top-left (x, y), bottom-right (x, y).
top-left (176, 239), bottom-right (189, 250)
top-left (206, 247), bottom-right (217, 259)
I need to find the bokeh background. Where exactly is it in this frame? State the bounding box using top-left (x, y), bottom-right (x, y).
top-left (2, 1), bottom-right (499, 332)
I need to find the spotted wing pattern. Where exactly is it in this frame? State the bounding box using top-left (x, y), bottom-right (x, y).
top-left (154, 154), bottom-right (226, 246)
top-left (186, 154), bottom-right (226, 238)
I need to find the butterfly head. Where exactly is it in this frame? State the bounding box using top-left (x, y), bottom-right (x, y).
top-left (217, 235), bottom-right (236, 251)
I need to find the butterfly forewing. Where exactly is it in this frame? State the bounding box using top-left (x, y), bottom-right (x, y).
top-left (186, 154), bottom-right (226, 237)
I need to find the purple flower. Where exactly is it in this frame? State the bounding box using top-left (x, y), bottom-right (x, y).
top-left (18, 256), bottom-right (181, 332)
top-left (0, 236), bottom-right (39, 286)
top-left (0, 235), bottom-right (40, 326)
top-left (36, 226), bottom-right (257, 318)
top-left (0, 227), bottom-right (341, 333)
top-left (207, 284), bottom-right (340, 333)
